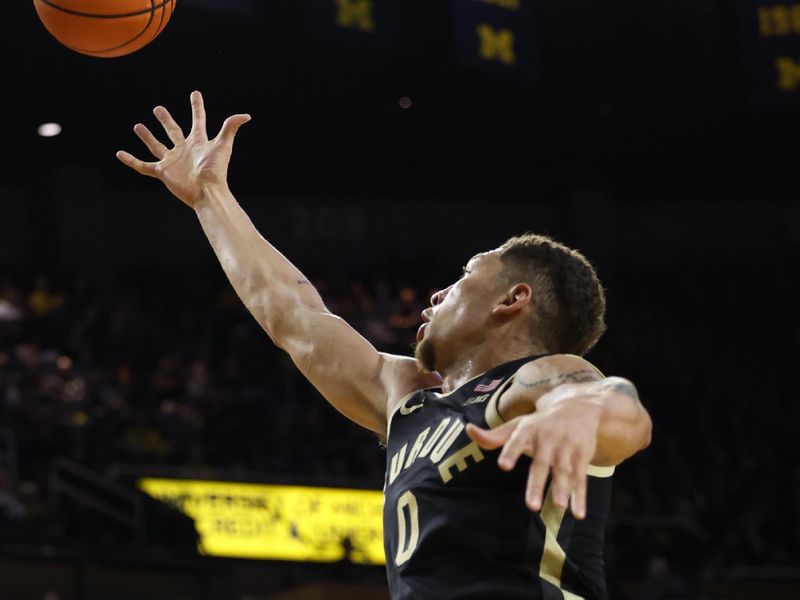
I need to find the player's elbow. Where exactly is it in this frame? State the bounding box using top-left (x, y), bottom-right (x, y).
top-left (606, 376), bottom-right (652, 454)
top-left (620, 408), bottom-right (652, 463)
top-left (595, 407), bottom-right (653, 467)
top-left (636, 408), bottom-right (653, 456)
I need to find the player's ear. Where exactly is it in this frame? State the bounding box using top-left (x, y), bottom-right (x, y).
top-left (492, 283), bottom-right (532, 318)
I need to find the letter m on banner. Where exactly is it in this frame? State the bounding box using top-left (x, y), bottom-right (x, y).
top-left (311, 0), bottom-right (399, 48)
top-left (452, 0), bottom-right (537, 78)
top-left (335, 0), bottom-right (375, 32)
top-left (476, 23), bottom-right (516, 64)
top-left (775, 56), bottom-right (800, 90)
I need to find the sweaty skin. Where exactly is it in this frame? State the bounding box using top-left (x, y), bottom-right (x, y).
top-left (117, 91), bottom-right (652, 519)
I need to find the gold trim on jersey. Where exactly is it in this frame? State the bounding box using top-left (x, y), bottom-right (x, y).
top-left (484, 375), bottom-right (516, 428)
top-left (539, 486), bottom-right (584, 598)
top-left (586, 464), bottom-right (615, 478)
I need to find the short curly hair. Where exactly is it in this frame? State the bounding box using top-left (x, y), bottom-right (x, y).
top-left (498, 233), bottom-right (606, 356)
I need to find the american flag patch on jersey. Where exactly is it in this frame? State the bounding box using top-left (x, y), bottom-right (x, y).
top-left (474, 378), bottom-right (503, 393)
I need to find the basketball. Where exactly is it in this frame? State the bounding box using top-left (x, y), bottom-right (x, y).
top-left (33, 0), bottom-right (177, 58)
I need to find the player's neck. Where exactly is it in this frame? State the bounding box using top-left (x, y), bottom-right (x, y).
top-left (438, 338), bottom-right (544, 393)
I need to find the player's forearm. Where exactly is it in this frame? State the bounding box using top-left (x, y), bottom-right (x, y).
top-left (538, 377), bottom-right (652, 466)
top-left (193, 183), bottom-right (326, 343)
top-left (591, 378), bottom-right (652, 465)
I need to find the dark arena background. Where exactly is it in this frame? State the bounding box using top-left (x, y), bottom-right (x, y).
top-left (1, 1), bottom-right (798, 599)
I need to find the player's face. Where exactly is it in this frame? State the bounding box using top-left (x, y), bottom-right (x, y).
top-left (415, 250), bottom-right (505, 372)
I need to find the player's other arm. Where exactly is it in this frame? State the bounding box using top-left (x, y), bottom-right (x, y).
top-left (467, 354), bottom-right (652, 517)
top-left (498, 355), bottom-right (652, 465)
top-left (117, 91), bottom-right (437, 436)
top-left (538, 375), bottom-right (651, 468)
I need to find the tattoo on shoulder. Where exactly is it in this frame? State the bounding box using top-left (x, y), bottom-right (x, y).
top-left (297, 279), bottom-right (311, 286)
top-left (604, 378), bottom-right (639, 400)
top-left (516, 369), bottom-right (598, 389)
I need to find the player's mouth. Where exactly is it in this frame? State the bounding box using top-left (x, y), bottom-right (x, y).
top-left (416, 322), bottom-right (428, 342)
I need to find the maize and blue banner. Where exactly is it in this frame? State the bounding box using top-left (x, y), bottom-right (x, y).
top-left (739, 0), bottom-right (800, 101)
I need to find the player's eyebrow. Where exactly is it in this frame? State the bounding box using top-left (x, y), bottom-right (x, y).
top-left (465, 254), bottom-right (480, 270)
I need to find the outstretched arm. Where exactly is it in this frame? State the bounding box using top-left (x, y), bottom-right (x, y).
top-left (117, 91), bottom-right (438, 435)
top-left (467, 354), bottom-right (651, 519)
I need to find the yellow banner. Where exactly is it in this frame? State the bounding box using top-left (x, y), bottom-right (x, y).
top-left (138, 478), bottom-right (385, 565)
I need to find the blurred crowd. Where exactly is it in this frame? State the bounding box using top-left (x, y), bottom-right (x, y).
top-left (0, 258), bottom-right (796, 597)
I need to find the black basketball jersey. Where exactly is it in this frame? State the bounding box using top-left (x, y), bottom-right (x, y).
top-left (382, 355), bottom-right (614, 600)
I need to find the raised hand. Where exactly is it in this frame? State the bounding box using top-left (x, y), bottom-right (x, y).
top-left (116, 90), bottom-right (251, 208)
top-left (466, 399), bottom-right (601, 520)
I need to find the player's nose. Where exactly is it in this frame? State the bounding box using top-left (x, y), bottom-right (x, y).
top-left (430, 286), bottom-right (451, 307)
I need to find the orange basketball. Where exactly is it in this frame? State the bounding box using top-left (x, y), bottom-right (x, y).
top-left (33, 0), bottom-right (177, 58)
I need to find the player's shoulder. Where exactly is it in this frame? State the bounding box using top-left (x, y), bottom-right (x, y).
top-left (514, 353), bottom-right (605, 383)
top-left (380, 353), bottom-right (442, 411)
top-left (493, 354), bottom-right (606, 422)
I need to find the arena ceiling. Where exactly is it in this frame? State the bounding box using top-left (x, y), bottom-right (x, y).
top-left (1, 0), bottom-right (797, 202)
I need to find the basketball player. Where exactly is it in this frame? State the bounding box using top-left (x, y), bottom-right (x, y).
top-left (117, 91), bottom-right (652, 599)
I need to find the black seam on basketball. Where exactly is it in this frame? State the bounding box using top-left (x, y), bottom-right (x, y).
top-left (154, 1), bottom-right (166, 37)
top-left (37, 0), bottom-right (171, 19)
top-left (153, 0), bottom-right (172, 38)
top-left (61, 0), bottom-right (158, 55)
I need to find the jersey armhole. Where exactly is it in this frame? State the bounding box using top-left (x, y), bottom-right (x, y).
top-left (386, 388), bottom-right (425, 440)
top-left (483, 376), bottom-right (515, 429)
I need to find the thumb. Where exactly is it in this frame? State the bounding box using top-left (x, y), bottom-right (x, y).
top-left (216, 114), bottom-right (251, 147)
top-left (466, 420), bottom-right (516, 450)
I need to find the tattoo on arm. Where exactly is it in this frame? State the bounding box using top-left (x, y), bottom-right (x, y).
top-left (296, 280), bottom-right (311, 285)
top-left (517, 369), bottom-right (599, 389)
top-left (602, 378), bottom-right (639, 400)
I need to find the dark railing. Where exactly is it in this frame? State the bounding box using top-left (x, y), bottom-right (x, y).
top-left (49, 457), bottom-right (147, 545)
